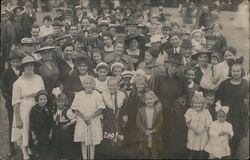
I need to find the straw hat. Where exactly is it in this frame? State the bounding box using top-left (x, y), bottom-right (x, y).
top-left (191, 48), bottom-right (213, 60)
top-left (165, 54), bottom-right (183, 65)
top-left (33, 43), bottom-right (56, 53)
top-left (145, 35), bottom-right (162, 47)
top-left (124, 33), bottom-right (145, 45)
top-left (21, 38), bottom-right (34, 44)
top-left (18, 55), bottom-right (41, 69)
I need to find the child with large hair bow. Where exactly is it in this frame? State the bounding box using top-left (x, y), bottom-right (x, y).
top-left (205, 102), bottom-right (234, 159)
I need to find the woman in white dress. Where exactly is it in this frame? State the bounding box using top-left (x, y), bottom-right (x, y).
top-left (12, 56), bottom-right (45, 160)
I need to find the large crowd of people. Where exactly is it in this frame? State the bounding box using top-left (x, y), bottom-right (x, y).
top-left (1, 0), bottom-right (249, 160)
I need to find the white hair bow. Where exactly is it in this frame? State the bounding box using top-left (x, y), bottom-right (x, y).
top-left (194, 91), bottom-right (204, 98)
top-left (215, 101), bottom-right (229, 114)
top-left (130, 69), bottom-right (150, 83)
top-left (52, 87), bottom-right (62, 97)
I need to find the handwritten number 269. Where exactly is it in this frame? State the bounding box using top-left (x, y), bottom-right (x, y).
top-left (104, 132), bottom-right (115, 139)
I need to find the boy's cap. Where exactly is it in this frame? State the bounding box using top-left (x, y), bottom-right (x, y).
top-left (122, 71), bottom-right (134, 78)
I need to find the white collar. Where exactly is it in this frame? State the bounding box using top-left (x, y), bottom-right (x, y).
top-left (56, 109), bottom-right (63, 115)
top-left (126, 49), bottom-right (140, 56)
top-left (188, 81), bottom-right (194, 88)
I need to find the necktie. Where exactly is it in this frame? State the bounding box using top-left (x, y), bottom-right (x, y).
top-left (114, 93), bottom-right (119, 119)
top-left (56, 114), bottom-right (60, 125)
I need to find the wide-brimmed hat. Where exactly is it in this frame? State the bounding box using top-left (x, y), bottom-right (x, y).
top-left (55, 8), bottom-right (64, 12)
top-left (124, 33), bottom-right (145, 45)
top-left (42, 33), bottom-right (55, 40)
top-left (18, 55), bottom-right (41, 69)
top-left (11, 6), bottom-right (24, 12)
top-left (75, 5), bottom-right (82, 10)
top-left (54, 34), bottom-right (70, 42)
top-left (145, 35), bottom-right (162, 47)
top-left (1, 10), bottom-right (9, 16)
top-left (191, 29), bottom-right (203, 36)
top-left (165, 54), bottom-right (183, 65)
top-left (191, 48), bottom-right (213, 60)
top-left (52, 21), bottom-right (63, 27)
top-left (21, 38), bottom-right (34, 44)
top-left (99, 20), bottom-right (109, 27)
top-left (33, 43), bottom-right (56, 53)
top-left (7, 50), bottom-right (25, 61)
top-left (137, 24), bottom-right (148, 29)
top-left (151, 14), bottom-right (159, 18)
top-left (108, 24), bottom-right (118, 29)
top-left (180, 39), bottom-right (194, 49)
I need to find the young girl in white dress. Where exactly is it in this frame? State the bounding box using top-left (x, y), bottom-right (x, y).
top-left (185, 91), bottom-right (213, 159)
top-left (70, 75), bottom-right (105, 159)
top-left (94, 62), bottom-right (110, 93)
top-left (205, 103), bottom-right (234, 159)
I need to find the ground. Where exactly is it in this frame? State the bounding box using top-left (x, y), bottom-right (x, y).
top-left (0, 6), bottom-right (249, 160)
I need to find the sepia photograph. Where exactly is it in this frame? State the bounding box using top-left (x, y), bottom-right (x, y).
top-left (0, 0), bottom-right (249, 159)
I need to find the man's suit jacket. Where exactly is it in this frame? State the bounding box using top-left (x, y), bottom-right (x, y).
top-left (1, 67), bottom-right (19, 107)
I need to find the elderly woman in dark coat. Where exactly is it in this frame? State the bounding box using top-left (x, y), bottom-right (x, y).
top-left (34, 44), bottom-right (60, 94)
top-left (150, 54), bottom-right (188, 159)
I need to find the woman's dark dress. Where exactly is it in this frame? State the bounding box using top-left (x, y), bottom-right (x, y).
top-left (62, 68), bottom-right (84, 105)
top-left (38, 60), bottom-right (60, 94)
top-left (97, 105), bottom-right (125, 159)
top-left (216, 78), bottom-right (249, 157)
top-left (150, 74), bottom-right (188, 158)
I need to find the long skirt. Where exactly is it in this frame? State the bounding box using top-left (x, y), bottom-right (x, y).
top-left (53, 122), bottom-right (81, 159)
top-left (162, 104), bottom-right (188, 159)
top-left (11, 98), bottom-right (35, 147)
